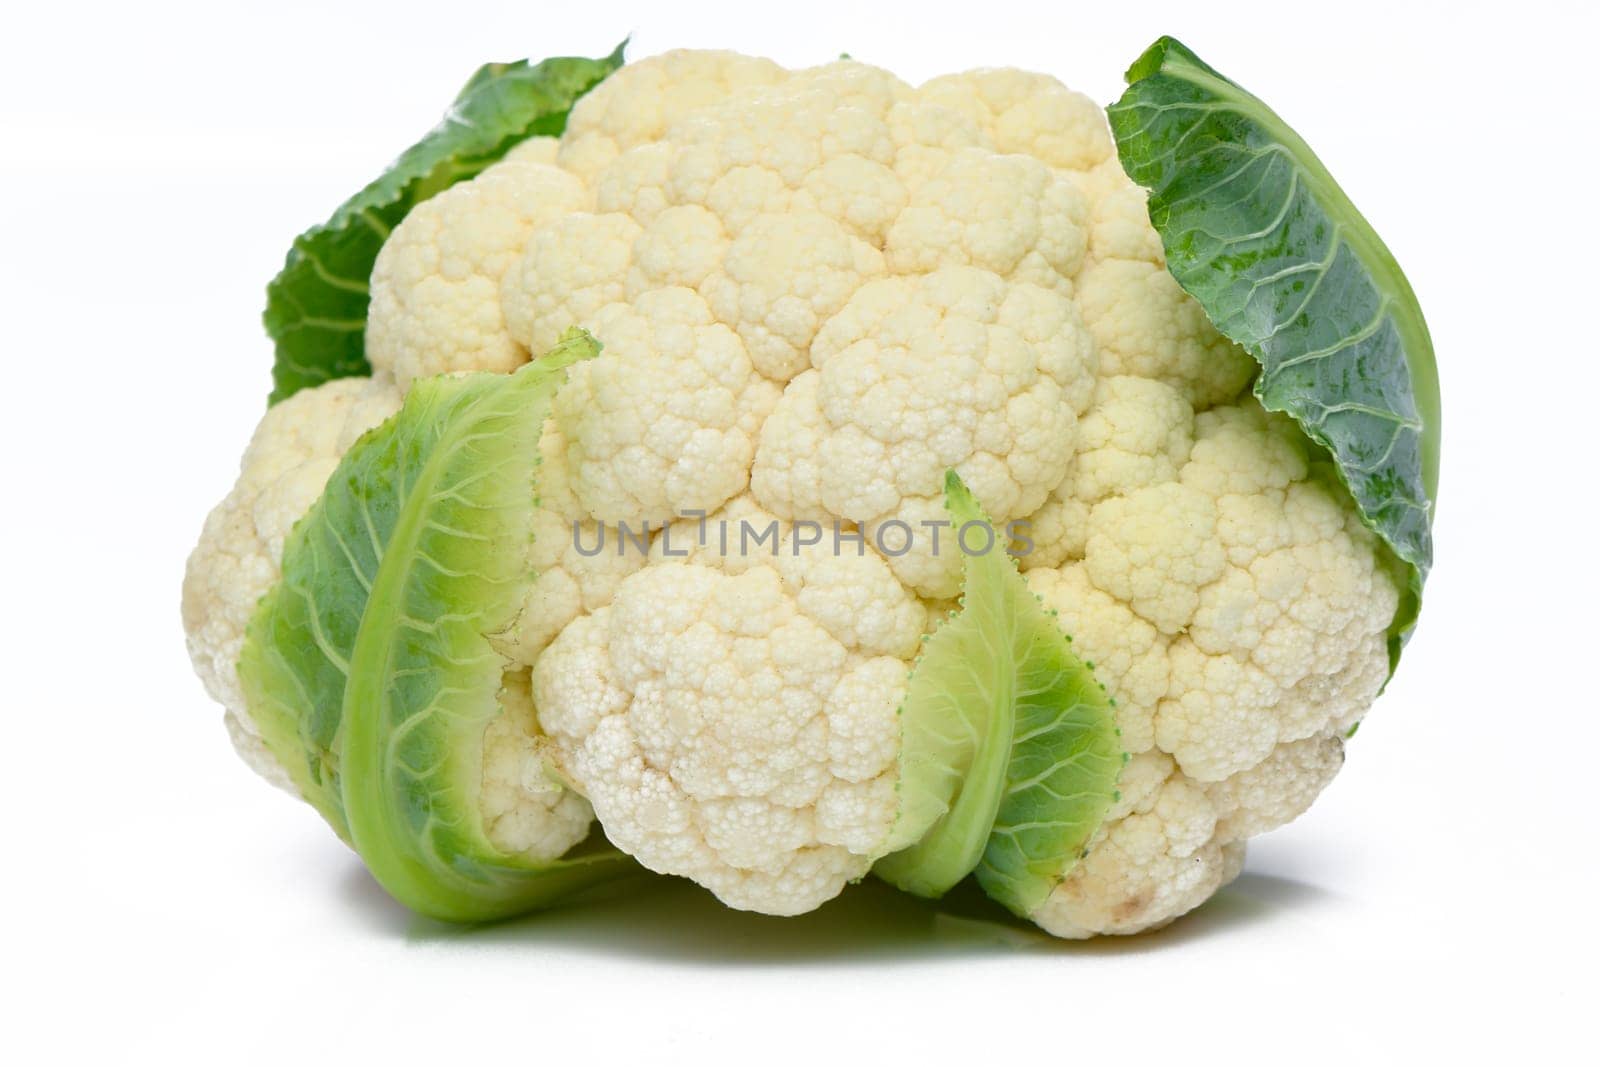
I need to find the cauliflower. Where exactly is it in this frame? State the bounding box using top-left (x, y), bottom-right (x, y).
top-left (187, 39), bottom-right (1436, 937)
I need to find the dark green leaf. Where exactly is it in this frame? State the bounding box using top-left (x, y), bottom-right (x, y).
top-left (1108, 36), bottom-right (1438, 662)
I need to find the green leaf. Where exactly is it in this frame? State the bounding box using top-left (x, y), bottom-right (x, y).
top-left (973, 649), bottom-right (1124, 918)
top-left (263, 44), bottom-right (626, 406)
top-left (239, 330), bottom-right (631, 921)
top-left (875, 473), bottom-right (1122, 907)
top-left (1107, 36), bottom-right (1438, 664)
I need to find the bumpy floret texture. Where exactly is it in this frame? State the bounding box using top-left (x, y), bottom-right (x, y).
top-left (368, 138), bottom-right (589, 390)
top-left (534, 507), bottom-right (925, 914)
top-left (1023, 408), bottom-right (1396, 936)
top-left (186, 50), bottom-right (1401, 935)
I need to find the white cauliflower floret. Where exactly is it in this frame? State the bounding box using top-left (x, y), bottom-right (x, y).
top-left (1207, 732), bottom-right (1345, 843)
top-left (1181, 403), bottom-right (1310, 497)
top-left (501, 211), bottom-right (642, 358)
top-left (661, 62), bottom-right (902, 223)
top-left (557, 50), bottom-right (788, 181)
top-left (1085, 482), bottom-right (1227, 635)
top-left (479, 670), bottom-right (595, 860)
top-left (1152, 409), bottom-right (1398, 780)
top-left (885, 147), bottom-right (1089, 294)
top-left (367, 152), bottom-right (591, 388)
top-left (752, 266), bottom-right (1096, 597)
top-left (916, 68), bottom-right (1114, 170)
top-left (1018, 375), bottom-right (1193, 571)
top-left (701, 211), bottom-right (886, 382)
top-left (534, 549), bottom-right (921, 914)
top-left (1077, 258), bottom-right (1256, 409)
top-left (803, 154), bottom-right (909, 245)
top-left (883, 94), bottom-right (991, 192)
top-left (1079, 157), bottom-right (1165, 263)
top-left (553, 287), bottom-right (782, 523)
top-left (182, 376), bottom-right (402, 787)
top-left (1071, 376), bottom-right (1194, 502)
top-left (629, 204), bottom-right (728, 292)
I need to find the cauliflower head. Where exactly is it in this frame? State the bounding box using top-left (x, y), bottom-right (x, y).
top-left (186, 46), bottom-right (1417, 937)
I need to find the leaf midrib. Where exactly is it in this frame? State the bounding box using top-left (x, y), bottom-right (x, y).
top-left (340, 387), bottom-right (485, 917)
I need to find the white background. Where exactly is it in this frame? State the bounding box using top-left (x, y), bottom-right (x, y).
top-left (4, 0), bottom-right (1593, 1061)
